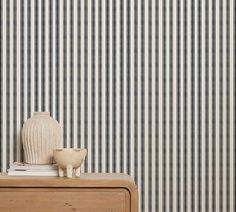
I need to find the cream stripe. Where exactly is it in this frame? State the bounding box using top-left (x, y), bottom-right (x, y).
top-left (87, 0), bottom-right (92, 172)
top-left (151, 0), bottom-right (156, 211)
top-left (187, 0), bottom-right (192, 211)
top-left (222, 1), bottom-right (227, 210)
top-left (52, 0), bottom-right (56, 119)
top-left (80, 0), bottom-right (85, 173)
top-left (59, 0), bottom-right (64, 148)
top-left (123, 0), bottom-right (127, 174)
top-left (30, 0), bottom-right (35, 116)
top-left (137, 0), bottom-right (142, 209)
top-left (95, 0), bottom-right (99, 172)
top-left (38, 0), bottom-right (42, 111)
top-left (208, 0), bottom-right (213, 211)
top-left (109, 0), bottom-right (113, 173)
top-left (16, 0), bottom-right (21, 163)
top-left (9, 0), bottom-right (14, 163)
top-left (24, 0), bottom-right (28, 122)
top-left (166, 0), bottom-right (170, 210)
top-left (116, 0), bottom-right (121, 173)
top-left (66, 0), bottom-right (70, 148)
top-left (201, 0), bottom-right (206, 210)
top-left (130, 0), bottom-right (135, 178)
top-left (194, 0), bottom-right (199, 211)
top-left (158, 0), bottom-right (163, 211)
top-left (2, 0), bottom-right (7, 172)
top-left (101, 0), bottom-right (106, 173)
top-left (45, 0), bottom-right (49, 112)
top-left (144, 0), bottom-right (149, 211)
top-left (73, 0), bottom-right (78, 149)
top-left (215, 0), bottom-right (220, 211)
top-left (229, 0), bottom-right (234, 211)
top-left (173, 0), bottom-right (177, 211)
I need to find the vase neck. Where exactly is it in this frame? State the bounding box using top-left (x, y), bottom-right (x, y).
top-left (34, 112), bottom-right (50, 116)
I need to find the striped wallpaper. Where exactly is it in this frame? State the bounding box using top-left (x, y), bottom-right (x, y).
top-left (0, 0), bottom-right (235, 211)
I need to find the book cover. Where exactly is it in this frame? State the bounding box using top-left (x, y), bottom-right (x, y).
top-left (9, 162), bottom-right (58, 171)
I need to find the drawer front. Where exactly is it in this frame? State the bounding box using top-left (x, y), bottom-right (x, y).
top-left (0, 188), bottom-right (130, 212)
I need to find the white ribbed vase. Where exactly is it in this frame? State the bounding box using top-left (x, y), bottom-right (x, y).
top-left (21, 112), bottom-right (62, 164)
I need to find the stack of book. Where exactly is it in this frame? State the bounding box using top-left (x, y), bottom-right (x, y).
top-left (7, 162), bottom-right (59, 176)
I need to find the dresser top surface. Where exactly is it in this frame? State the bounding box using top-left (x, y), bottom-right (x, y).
top-left (0, 173), bottom-right (137, 191)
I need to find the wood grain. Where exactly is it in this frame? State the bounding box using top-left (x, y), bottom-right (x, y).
top-left (0, 173), bottom-right (138, 212)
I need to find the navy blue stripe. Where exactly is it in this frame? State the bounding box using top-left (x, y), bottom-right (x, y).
top-left (127, 0), bottom-right (131, 175)
top-left (205, 1), bottom-right (210, 211)
top-left (112, 0), bottom-right (116, 172)
top-left (13, 0), bottom-right (17, 162)
top-left (226, 1), bottom-right (230, 211)
top-left (183, 0), bottom-right (187, 211)
top-left (34, 0), bottom-right (38, 111)
top-left (42, 0), bottom-right (45, 111)
top-left (141, 0), bottom-right (145, 210)
top-left (20, 0), bottom-right (24, 162)
top-left (49, 0), bottom-right (53, 114)
top-left (219, 0), bottom-right (223, 211)
top-left (55, 0), bottom-right (59, 120)
top-left (98, 0), bottom-right (102, 172)
top-left (91, 0), bottom-right (95, 172)
top-left (134, 0), bottom-right (138, 186)
top-left (212, 0), bottom-right (216, 210)
top-left (84, 0), bottom-right (88, 171)
top-left (63, 0), bottom-right (67, 147)
top-left (120, 0), bottom-right (124, 173)
top-left (163, 1), bottom-right (167, 212)
top-left (77, 0), bottom-right (81, 148)
top-left (191, 0), bottom-right (195, 211)
top-left (155, 0), bottom-right (159, 210)
top-left (148, 0), bottom-right (152, 210)
top-left (105, 0), bottom-right (110, 172)
top-left (198, 0), bottom-right (202, 210)
top-left (6, 0), bottom-right (10, 168)
top-left (169, 0), bottom-right (173, 211)
top-left (177, 0), bottom-right (181, 211)
top-left (27, 0), bottom-right (31, 117)
top-left (20, 0), bottom-right (24, 126)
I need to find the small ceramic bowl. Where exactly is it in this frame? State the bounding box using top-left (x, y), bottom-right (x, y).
top-left (53, 148), bottom-right (87, 178)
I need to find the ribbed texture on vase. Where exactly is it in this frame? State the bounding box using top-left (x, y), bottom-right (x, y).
top-left (21, 112), bottom-right (62, 164)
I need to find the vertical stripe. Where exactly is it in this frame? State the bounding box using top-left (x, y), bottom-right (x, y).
top-left (9, 0), bottom-right (14, 164)
top-left (229, 1), bottom-right (234, 212)
top-left (105, 0), bottom-right (109, 173)
top-left (0, 1), bottom-right (235, 212)
top-left (73, 0), bottom-right (78, 148)
top-left (87, 0), bottom-right (91, 172)
top-left (84, 0), bottom-right (88, 171)
top-left (91, 0), bottom-right (95, 170)
top-left (0, 0), bottom-right (2, 171)
top-left (6, 0), bottom-right (10, 169)
top-left (173, 0), bottom-right (177, 211)
top-left (112, 0), bottom-right (116, 173)
top-left (215, 0), bottom-right (220, 211)
top-left (151, 0), bottom-right (156, 211)
top-left (109, 0), bottom-right (113, 173)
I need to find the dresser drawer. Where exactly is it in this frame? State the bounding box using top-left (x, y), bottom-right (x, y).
top-left (0, 188), bottom-right (130, 212)
top-left (0, 173), bottom-right (138, 212)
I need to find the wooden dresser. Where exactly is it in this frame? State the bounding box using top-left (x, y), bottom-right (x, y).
top-left (0, 173), bottom-right (138, 212)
